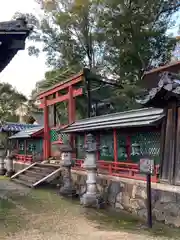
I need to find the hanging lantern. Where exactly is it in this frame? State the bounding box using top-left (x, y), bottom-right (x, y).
top-left (131, 143), bottom-right (141, 156)
top-left (101, 144), bottom-right (109, 156)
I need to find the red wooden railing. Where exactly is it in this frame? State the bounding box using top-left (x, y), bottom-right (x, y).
top-left (72, 159), bottom-right (159, 183)
top-left (14, 155), bottom-right (159, 182)
top-left (15, 154), bottom-right (33, 163)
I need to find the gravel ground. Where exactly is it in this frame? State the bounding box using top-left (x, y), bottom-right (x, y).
top-left (0, 179), bottom-right (178, 240)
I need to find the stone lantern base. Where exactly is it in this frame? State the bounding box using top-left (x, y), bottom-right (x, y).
top-left (59, 146), bottom-right (76, 197)
top-left (80, 192), bottom-right (101, 208)
top-left (6, 170), bottom-right (14, 177)
top-left (80, 168), bottom-right (102, 208)
top-left (0, 156), bottom-right (6, 176)
top-left (59, 167), bottom-right (76, 197)
top-left (0, 168), bottom-right (6, 176)
top-left (5, 156), bottom-right (14, 177)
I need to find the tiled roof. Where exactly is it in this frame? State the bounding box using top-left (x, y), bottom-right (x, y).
top-left (0, 122), bottom-right (40, 133)
top-left (137, 72), bottom-right (180, 108)
top-left (9, 126), bottom-right (43, 139)
top-left (60, 107), bottom-right (164, 133)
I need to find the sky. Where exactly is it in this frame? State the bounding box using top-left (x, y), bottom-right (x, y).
top-left (0, 1), bottom-right (179, 98)
top-left (0, 0), bottom-right (47, 98)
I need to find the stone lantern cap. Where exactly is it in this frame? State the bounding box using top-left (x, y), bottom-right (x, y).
top-left (59, 144), bottom-right (72, 152)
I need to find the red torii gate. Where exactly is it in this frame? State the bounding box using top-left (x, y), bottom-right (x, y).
top-left (37, 70), bottom-right (84, 159)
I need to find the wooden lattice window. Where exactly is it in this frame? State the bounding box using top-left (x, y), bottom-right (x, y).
top-left (28, 144), bottom-right (36, 152)
top-left (19, 143), bottom-right (24, 151)
top-left (50, 129), bottom-right (59, 142)
top-left (130, 131), bottom-right (161, 163)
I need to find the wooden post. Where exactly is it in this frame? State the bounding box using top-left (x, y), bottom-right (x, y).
top-left (174, 107), bottom-right (180, 185)
top-left (96, 133), bottom-right (100, 160)
top-left (68, 85), bottom-right (75, 124)
top-left (146, 173), bottom-right (153, 228)
top-left (68, 86), bottom-right (75, 148)
top-left (24, 139), bottom-right (27, 160)
top-left (43, 97), bottom-right (50, 159)
top-left (126, 135), bottom-right (131, 162)
top-left (161, 102), bottom-right (177, 184)
top-left (113, 129), bottom-right (118, 162)
top-left (16, 139), bottom-right (19, 153)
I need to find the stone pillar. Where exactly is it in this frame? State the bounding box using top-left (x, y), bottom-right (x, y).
top-left (59, 145), bottom-right (76, 197)
top-left (0, 146), bottom-right (5, 175)
top-left (80, 134), bottom-right (100, 207)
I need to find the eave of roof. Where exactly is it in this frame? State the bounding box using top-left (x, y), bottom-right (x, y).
top-left (60, 108), bottom-right (164, 133)
top-left (137, 72), bottom-right (180, 108)
top-left (9, 126), bottom-right (43, 139)
top-left (0, 17), bottom-right (32, 73)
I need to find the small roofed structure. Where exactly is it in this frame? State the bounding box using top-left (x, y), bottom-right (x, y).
top-left (58, 107), bottom-right (163, 182)
top-left (9, 126), bottom-right (43, 163)
top-left (0, 122), bottom-right (39, 146)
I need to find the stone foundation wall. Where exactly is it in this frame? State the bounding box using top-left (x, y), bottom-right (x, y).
top-left (71, 170), bottom-right (180, 227)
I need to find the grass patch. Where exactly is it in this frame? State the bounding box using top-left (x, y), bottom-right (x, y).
top-left (85, 208), bottom-right (180, 239)
top-left (0, 176), bottom-right (9, 180)
top-left (0, 198), bottom-right (26, 237)
top-left (9, 188), bottom-right (79, 213)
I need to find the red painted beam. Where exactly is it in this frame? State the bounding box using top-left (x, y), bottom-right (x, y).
top-left (37, 72), bottom-right (84, 99)
top-left (47, 88), bottom-right (82, 106)
top-left (39, 88), bottom-right (83, 108)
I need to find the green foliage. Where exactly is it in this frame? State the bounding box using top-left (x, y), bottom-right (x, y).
top-left (101, 0), bottom-right (179, 80)
top-left (17, 0), bottom-right (180, 113)
top-left (0, 83), bottom-right (27, 123)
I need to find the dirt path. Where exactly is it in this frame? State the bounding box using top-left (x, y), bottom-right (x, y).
top-left (0, 179), bottom-right (178, 240)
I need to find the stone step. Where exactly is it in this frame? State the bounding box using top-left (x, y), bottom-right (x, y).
top-left (18, 174), bottom-right (40, 184)
top-left (24, 169), bottom-right (48, 178)
top-left (36, 163), bottom-right (59, 168)
top-left (30, 166), bottom-right (55, 174)
top-left (12, 178), bottom-right (33, 188)
top-left (11, 163), bottom-right (61, 188)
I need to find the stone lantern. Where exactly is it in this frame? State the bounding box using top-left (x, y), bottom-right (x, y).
top-left (80, 133), bottom-right (99, 207)
top-left (59, 144), bottom-right (76, 197)
top-left (0, 142), bottom-right (6, 175)
top-left (5, 151), bottom-right (14, 177)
